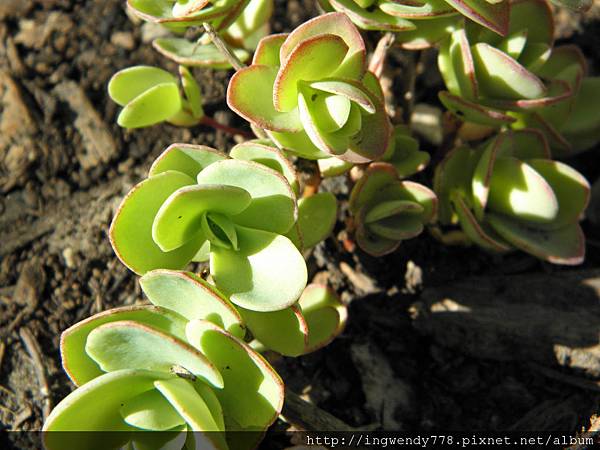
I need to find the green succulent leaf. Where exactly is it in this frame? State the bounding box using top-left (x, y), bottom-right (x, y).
top-left (230, 141), bottom-right (299, 194)
top-left (43, 369), bottom-right (173, 436)
top-left (238, 305), bottom-right (309, 356)
top-left (196, 159), bottom-right (297, 235)
top-left (153, 38), bottom-right (250, 69)
top-left (108, 66), bottom-right (177, 106)
top-left (85, 321), bottom-right (224, 388)
top-left (318, 157), bottom-right (354, 178)
top-left (61, 306), bottom-right (187, 386)
top-left (185, 320), bottom-right (284, 431)
top-left (227, 64), bottom-right (303, 132)
top-left (210, 225), bottom-right (307, 312)
top-left (472, 43), bottom-right (546, 101)
top-left (561, 78), bottom-right (600, 152)
top-left (118, 83), bottom-right (182, 129)
top-left (140, 270), bottom-right (245, 338)
top-left (295, 192), bottom-right (338, 249)
top-left (487, 214), bottom-right (585, 265)
top-left (438, 91), bottom-right (516, 126)
top-left (526, 159), bottom-right (590, 228)
top-left (279, 12), bottom-right (366, 80)
top-left (120, 389), bottom-right (184, 431)
top-left (486, 157), bottom-right (559, 224)
top-left (179, 66), bottom-right (204, 119)
top-left (299, 284), bottom-right (347, 352)
top-left (274, 34), bottom-right (349, 112)
top-left (329, 0), bottom-right (415, 31)
top-left (109, 170), bottom-right (205, 275)
top-left (252, 33), bottom-right (287, 66)
top-left (149, 144), bottom-right (228, 179)
top-left (443, 0), bottom-right (509, 36)
top-left (152, 184), bottom-right (252, 252)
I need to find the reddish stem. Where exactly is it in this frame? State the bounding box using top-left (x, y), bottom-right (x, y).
top-left (200, 115), bottom-right (255, 139)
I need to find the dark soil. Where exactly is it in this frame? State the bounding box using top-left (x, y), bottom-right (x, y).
top-left (1, 1), bottom-right (600, 449)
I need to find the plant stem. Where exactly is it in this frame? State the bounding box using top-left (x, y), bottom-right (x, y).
top-left (200, 115), bottom-right (254, 139)
top-left (281, 388), bottom-right (356, 432)
top-left (202, 22), bottom-right (247, 71)
top-left (369, 32), bottom-right (395, 78)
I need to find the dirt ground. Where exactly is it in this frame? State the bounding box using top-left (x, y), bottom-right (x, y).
top-left (2, 1), bottom-right (600, 449)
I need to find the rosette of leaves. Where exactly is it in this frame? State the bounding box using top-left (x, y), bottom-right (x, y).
top-left (109, 142), bottom-right (340, 313)
top-left (349, 162), bottom-right (437, 256)
top-left (437, 0), bottom-right (600, 155)
top-left (434, 129), bottom-right (590, 265)
top-left (127, 0), bottom-right (250, 31)
top-left (227, 12), bottom-right (392, 163)
top-left (153, 0), bottom-right (274, 68)
top-left (42, 304), bottom-right (283, 450)
top-left (316, 0), bottom-right (510, 48)
top-left (108, 65), bottom-right (203, 128)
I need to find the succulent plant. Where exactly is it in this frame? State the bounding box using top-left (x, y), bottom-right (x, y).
top-left (153, 0), bottom-right (274, 68)
top-left (110, 142), bottom-right (340, 312)
top-left (108, 65), bottom-right (203, 128)
top-left (43, 303), bottom-right (283, 450)
top-left (227, 12), bottom-right (392, 163)
top-left (349, 162), bottom-right (437, 256)
top-left (434, 129), bottom-right (590, 264)
top-left (127, 0), bottom-right (251, 31)
top-left (437, 0), bottom-right (600, 156)
top-left (316, 0), bottom-right (507, 46)
top-left (43, 268), bottom-right (346, 448)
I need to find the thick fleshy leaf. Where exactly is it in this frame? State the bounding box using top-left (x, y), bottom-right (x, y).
top-left (298, 284), bottom-right (347, 352)
top-left (179, 66), bottom-right (203, 119)
top-left (367, 214), bottom-right (424, 241)
top-left (227, 65), bottom-right (303, 132)
top-left (279, 12), bottom-right (366, 80)
top-left (439, 91), bottom-right (516, 126)
top-left (310, 79), bottom-right (376, 113)
top-left (526, 159), bottom-right (590, 227)
top-left (140, 270), bottom-right (244, 338)
top-left (117, 83), bottom-right (182, 129)
top-left (130, 425), bottom-right (188, 450)
top-left (364, 199), bottom-right (423, 223)
top-left (329, 0), bottom-right (415, 31)
top-left (433, 145), bottom-right (479, 224)
top-left (153, 38), bottom-right (250, 69)
top-left (450, 29), bottom-right (478, 100)
top-left (395, 14), bottom-right (461, 50)
top-left (383, 130), bottom-right (430, 178)
top-left (274, 34), bottom-right (349, 112)
top-left (185, 320), bottom-right (284, 430)
top-left (451, 191), bottom-right (512, 252)
top-left (127, 0), bottom-right (235, 25)
top-left (210, 226), bottom-right (307, 312)
top-left (349, 163), bottom-right (396, 214)
top-left (511, 128), bottom-right (551, 160)
top-left (318, 157), bottom-right (353, 178)
top-left (230, 141), bottom-right (298, 194)
top-left (471, 131), bottom-right (512, 220)
top-left (152, 184), bottom-right (252, 252)
top-left (380, 181), bottom-right (438, 223)
top-left (120, 389), bottom-right (184, 431)
top-left (487, 157), bottom-right (559, 224)
top-left (60, 306), bottom-right (187, 386)
top-left (472, 43), bottom-right (546, 100)
top-left (43, 370), bottom-right (173, 438)
top-left (108, 66), bottom-right (177, 106)
top-left (355, 223), bottom-right (400, 256)
top-left (85, 321), bottom-right (224, 388)
top-left (267, 129), bottom-right (330, 160)
top-left (153, 379), bottom-right (224, 437)
top-left (238, 305), bottom-right (309, 356)
top-left (252, 33), bottom-right (287, 66)
top-left (109, 171), bottom-right (203, 275)
top-left (149, 144), bottom-right (228, 178)
top-left (379, 0), bottom-right (456, 17)
top-left (487, 214), bottom-right (585, 265)
top-left (197, 159), bottom-right (297, 234)
top-left (443, 0), bottom-right (509, 36)
top-left (295, 192), bottom-right (337, 248)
